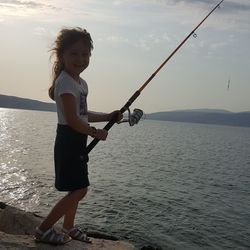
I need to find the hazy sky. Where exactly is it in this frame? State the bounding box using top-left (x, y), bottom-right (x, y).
top-left (0, 0), bottom-right (249, 113)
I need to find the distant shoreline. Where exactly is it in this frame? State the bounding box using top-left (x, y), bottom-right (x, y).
top-left (146, 110), bottom-right (250, 128)
top-left (0, 94), bottom-right (56, 112)
top-left (1, 94), bottom-right (249, 128)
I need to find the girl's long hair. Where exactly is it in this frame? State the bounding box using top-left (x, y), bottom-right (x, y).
top-left (48, 27), bottom-right (93, 100)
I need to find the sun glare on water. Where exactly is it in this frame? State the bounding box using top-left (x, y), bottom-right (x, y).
top-left (0, 109), bottom-right (40, 211)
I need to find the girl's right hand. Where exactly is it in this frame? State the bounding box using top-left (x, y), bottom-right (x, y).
top-left (94, 129), bottom-right (108, 140)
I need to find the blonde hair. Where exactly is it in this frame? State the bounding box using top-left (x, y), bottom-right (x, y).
top-left (48, 27), bottom-right (93, 100)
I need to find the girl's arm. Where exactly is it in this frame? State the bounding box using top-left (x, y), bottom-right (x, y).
top-left (88, 110), bottom-right (123, 123)
top-left (61, 93), bottom-right (107, 140)
top-left (87, 111), bottom-right (110, 122)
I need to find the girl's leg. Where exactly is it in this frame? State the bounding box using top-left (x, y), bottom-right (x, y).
top-left (63, 188), bottom-right (88, 230)
top-left (38, 188), bottom-right (88, 231)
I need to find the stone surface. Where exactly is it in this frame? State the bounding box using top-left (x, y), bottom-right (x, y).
top-left (0, 202), bottom-right (135, 250)
top-left (0, 231), bottom-right (134, 250)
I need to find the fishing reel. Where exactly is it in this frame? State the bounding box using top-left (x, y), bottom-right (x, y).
top-left (118, 108), bottom-right (144, 126)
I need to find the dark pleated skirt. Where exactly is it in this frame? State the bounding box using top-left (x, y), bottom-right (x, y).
top-left (54, 124), bottom-right (89, 191)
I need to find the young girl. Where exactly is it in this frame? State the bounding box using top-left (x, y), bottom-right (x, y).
top-left (35, 27), bottom-right (122, 245)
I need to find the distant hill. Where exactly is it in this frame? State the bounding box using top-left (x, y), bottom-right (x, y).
top-left (147, 110), bottom-right (250, 128)
top-left (0, 94), bottom-right (56, 112)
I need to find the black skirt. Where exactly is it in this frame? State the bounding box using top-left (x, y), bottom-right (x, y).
top-left (54, 124), bottom-right (89, 191)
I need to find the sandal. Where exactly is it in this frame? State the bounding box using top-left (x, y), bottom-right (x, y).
top-left (34, 227), bottom-right (72, 245)
top-left (62, 227), bottom-right (92, 243)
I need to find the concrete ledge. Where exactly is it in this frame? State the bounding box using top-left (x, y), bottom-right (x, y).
top-left (0, 202), bottom-right (135, 250)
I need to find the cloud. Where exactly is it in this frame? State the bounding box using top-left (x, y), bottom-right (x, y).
top-left (0, 0), bottom-right (43, 8)
top-left (209, 41), bottom-right (227, 49)
top-left (106, 35), bottom-right (129, 44)
top-left (163, 0), bottom-right (250, 33)
top-left (98, 31), bottom-right (174, 52)
top-left (33, 27), bottom-right (47, 36)
top-left (144, 0), bottom-right (250, 18)
top-left (0, 0), bottom-right (58, 16)
top-left (159, 0), bottom-right (250, 11)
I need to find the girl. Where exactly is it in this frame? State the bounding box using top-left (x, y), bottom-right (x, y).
top-left (35, 27), bottom-right (122, 245)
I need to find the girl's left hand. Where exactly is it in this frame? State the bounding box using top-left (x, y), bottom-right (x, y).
top-left (108, 110), bottom-right (123, 123)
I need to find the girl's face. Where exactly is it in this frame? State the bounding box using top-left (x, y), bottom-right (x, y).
top-left (62, 39), bottom-right (90, 81)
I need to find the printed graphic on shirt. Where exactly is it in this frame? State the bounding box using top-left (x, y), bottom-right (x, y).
top-left (80, 92), bottom-right (87, 116)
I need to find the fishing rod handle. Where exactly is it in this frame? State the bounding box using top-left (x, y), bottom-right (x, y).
top-left (86, 112), bottom-right (120, 153)
top-left (86, 119), bottom-right (116, 153)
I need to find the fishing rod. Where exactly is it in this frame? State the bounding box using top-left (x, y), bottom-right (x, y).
top-left (87, 0), bottom-right (224, 153)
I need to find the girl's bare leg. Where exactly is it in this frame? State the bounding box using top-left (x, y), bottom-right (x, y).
top-left (38, 188), bottom-right (88, 231)
top-left (63, 188), bottom-right (88, 229)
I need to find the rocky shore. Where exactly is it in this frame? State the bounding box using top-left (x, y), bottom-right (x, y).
top-left (0, 202), bottom-right (135, 250)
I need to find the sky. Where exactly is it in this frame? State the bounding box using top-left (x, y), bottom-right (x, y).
top-left (0, 0), bottom-right (249, 113)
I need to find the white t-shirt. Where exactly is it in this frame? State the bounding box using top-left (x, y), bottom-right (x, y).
top-left (54, 71), bottom-right (88, 125)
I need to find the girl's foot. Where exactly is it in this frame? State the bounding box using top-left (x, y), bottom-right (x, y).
top-left (62, 227), bottom-right (92, 243)
top-left (34, 227), bottom-right (72, 245)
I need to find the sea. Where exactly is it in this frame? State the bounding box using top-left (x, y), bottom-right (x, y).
top-left (0, 108), bottom-right (250, 250)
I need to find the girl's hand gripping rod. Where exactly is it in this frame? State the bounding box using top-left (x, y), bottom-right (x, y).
top-left (87, 0), bottom-right (224, 154)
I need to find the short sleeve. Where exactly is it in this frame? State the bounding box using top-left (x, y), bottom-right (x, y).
top-left (56, 80), bottom-right (76, 97)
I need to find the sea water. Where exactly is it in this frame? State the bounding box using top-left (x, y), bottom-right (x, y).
top-left (0, 108), bottom-right (250, 249)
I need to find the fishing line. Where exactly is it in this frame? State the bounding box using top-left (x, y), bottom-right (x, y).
top-left (87, 0), bottom-right (224, 153)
